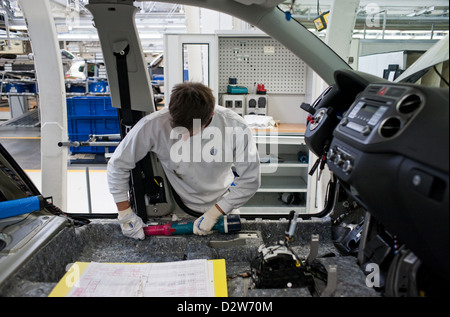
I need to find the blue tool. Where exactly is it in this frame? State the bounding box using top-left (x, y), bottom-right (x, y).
top-left (227, 85), bottom-right (248, 94)
top-left (144, 214), bottom-right (241, 236)
top-left (227, 77), bottom-right (248, 94)
top-left (0, 195), bottom-right (46, 219)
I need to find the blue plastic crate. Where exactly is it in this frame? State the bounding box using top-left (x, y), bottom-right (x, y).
top-left (68, 133), bottom-right (118, 154)
top-left (67, 116), bottom-right (120, 136)
top-left (88, 80), bottom-right (109, 93)
top-left (67, 96), bottom-right (117, 117)
top-left (67, 84), bottom-right (86, 93)
top-left (66, 96), bottom-right (120, 154)
top-left (5, 82), bottom-right (36, 93)
top-left (67, 96), bottom-right (120, 154)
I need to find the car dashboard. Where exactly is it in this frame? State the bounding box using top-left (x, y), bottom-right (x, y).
top-left (303, 69), bottom-right (449, 285)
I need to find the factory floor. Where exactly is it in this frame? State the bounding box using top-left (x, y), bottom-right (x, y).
top-left (0, 126), bottom-right (116, 214)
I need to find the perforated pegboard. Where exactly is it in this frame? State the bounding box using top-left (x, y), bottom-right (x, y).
top-left (218, 37), bottom-right (306, 94)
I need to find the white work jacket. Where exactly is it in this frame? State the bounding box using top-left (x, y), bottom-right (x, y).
top-left (107, 105), bottom-right (261, 214)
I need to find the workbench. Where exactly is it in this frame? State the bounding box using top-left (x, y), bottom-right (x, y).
top-left (252, 123), bottom-right (306, 135)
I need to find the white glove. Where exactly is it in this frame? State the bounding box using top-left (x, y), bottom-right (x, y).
top-left (193, 205), bottom-right (223, 236)
top-left (117, 207), bottom-right (145, 240)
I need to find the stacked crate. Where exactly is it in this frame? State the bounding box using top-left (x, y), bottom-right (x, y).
top-left (66, 96), bottom-right (120, 154)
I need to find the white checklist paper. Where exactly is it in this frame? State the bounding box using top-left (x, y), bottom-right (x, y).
top-left (66, 259), bottom-right (214, 297)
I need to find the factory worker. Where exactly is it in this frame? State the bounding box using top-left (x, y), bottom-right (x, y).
top-left (107, 82), bottom-right (261, 240)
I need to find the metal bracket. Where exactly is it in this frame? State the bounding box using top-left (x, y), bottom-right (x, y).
top-left (306, 234), bottom-right (319, 264)
top-left (112, 40), bottom-right (129, 56)
top-left (321, 265), bottom-right (337, 297)
top-left (208, 238), bottom-right (246, 249)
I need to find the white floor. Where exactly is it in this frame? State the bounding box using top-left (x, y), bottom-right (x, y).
top-left (25, 168), bottom-right (117, 214)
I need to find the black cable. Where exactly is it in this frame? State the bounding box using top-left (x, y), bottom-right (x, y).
top-left (169, 182), bottom-right (203, 217)
top-left (44, 202), bottom-right (91, 227)
top-left (433, 65), bottom-right (449, 86)
top-left (0, 212), bottom-right (33, 234)
top-left (299, 177), bottom-right (337, 220)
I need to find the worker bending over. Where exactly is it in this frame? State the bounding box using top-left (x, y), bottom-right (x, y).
top-left (107, 82), bottom-right (260, 240)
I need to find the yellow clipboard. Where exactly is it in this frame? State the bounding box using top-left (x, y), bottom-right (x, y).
top-left (49, 259), bottom-right (227, 297)
top-left (211, 259), bottom-right (227, 297)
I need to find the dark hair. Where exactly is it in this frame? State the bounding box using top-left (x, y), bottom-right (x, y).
top-left (169, 82), bottom-right (215, 130)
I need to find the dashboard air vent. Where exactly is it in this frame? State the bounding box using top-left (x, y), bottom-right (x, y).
top-left (367, 85), bottom-right (382, 95)
top-left (312, 85), bottom-right (333, 107)
top-left (379, 117), bottom-right (402, 138)
top-left (397, 94), bottom-right (422, 114)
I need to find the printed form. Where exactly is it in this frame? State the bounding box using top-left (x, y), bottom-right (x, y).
top-left (66, 259), bottom-right (215, 297)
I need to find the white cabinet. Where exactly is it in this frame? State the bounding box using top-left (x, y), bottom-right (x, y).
top-left (240, 124), bottom-right (313, 216)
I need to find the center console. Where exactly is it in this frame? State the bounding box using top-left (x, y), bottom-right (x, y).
top-left (328, 83), bottom-right (424, 182)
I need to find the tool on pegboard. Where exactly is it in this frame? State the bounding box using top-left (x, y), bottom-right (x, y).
top-left (256, 84), bottom-right (267, 95)
top-left (227, 77), bottom-right (248, 94)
